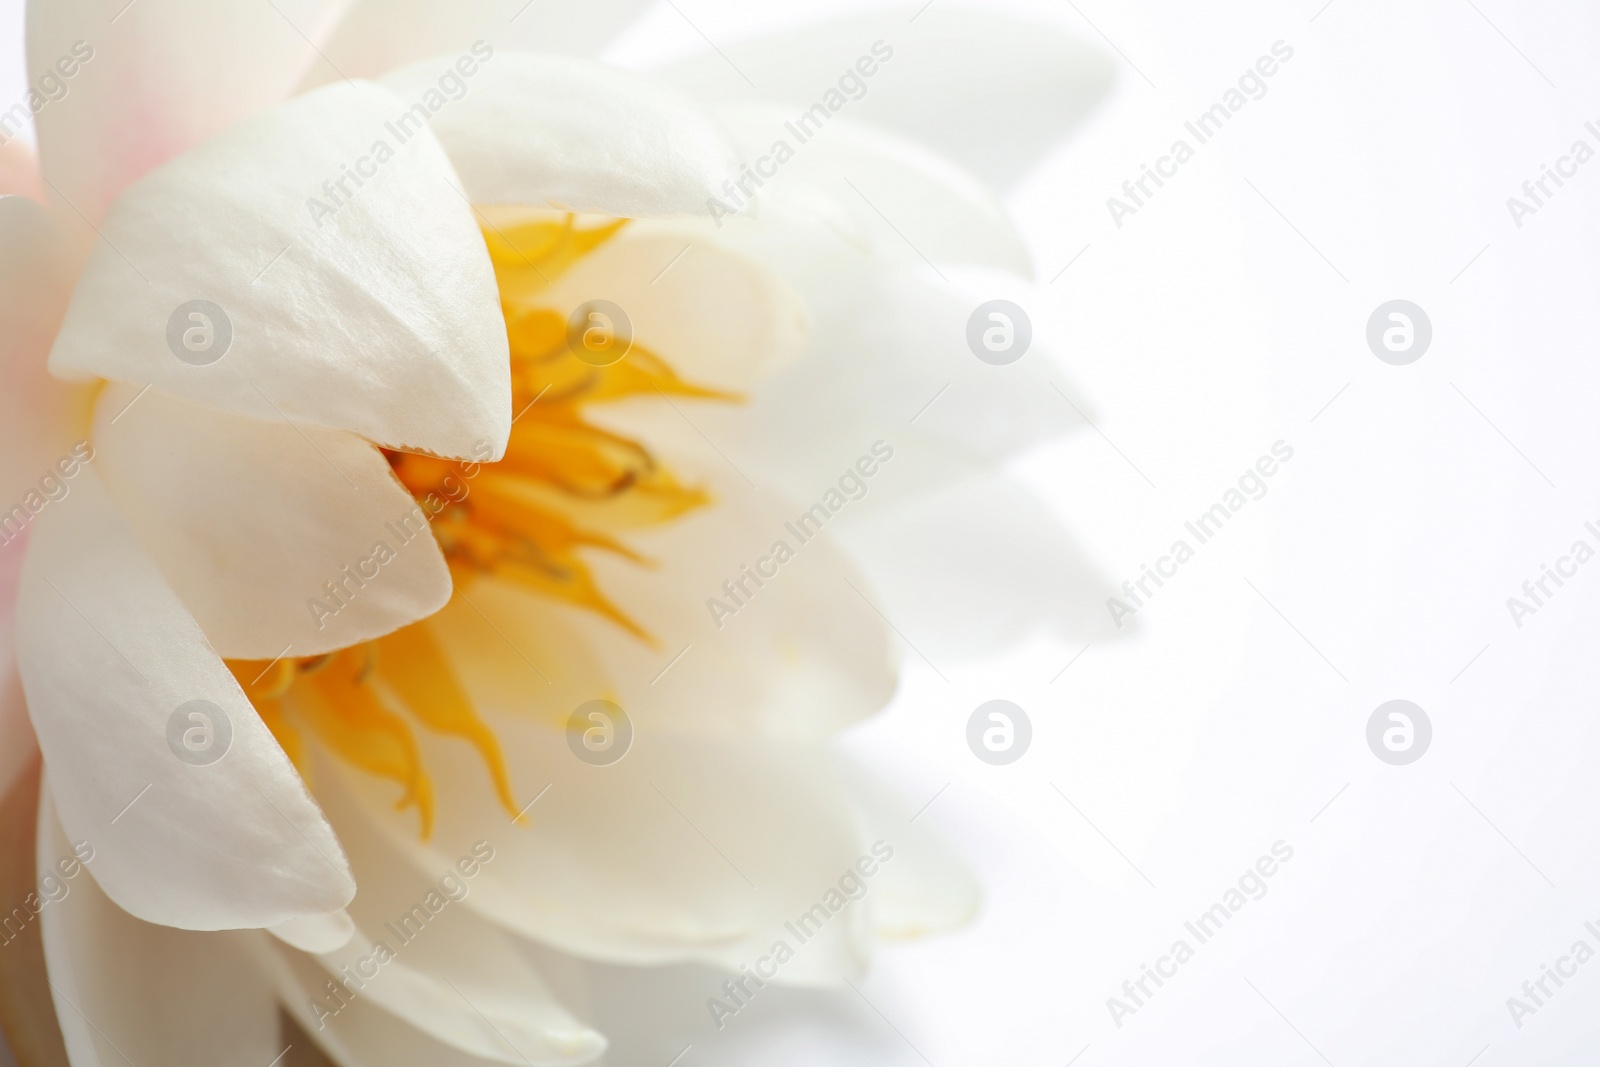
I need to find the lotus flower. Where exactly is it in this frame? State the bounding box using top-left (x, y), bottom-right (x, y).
top-left (0, 2), bottom-right (1112, 1064)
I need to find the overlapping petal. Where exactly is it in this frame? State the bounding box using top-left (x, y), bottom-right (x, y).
top-left (383, 54), bottom-right (740, 218)
top-left (37, 785), bottom-right (284, 1067)
top-left (304, 0), bottom-right (654, 89)
top-left (15, 467), bottom-right (354, 931)
top-left (27, 0), bottom-right (351, 225)
top-left (713, 105), bottom-right (1034, 275)
top-left (654, 7), bottom-right (1116, 190)
top-left (92, 383), bottom-right (453, 659)
top-left (47, 80), bottom-right (511, 461)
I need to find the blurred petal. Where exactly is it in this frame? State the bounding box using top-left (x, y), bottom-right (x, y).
top-left (665, 257), bottom-right (1084, 505)
top-left (715, 105), bottom-right (1033, 275)
top-left (27, 0), bottom-right (349, 225)
top-left (832, 473), bottom-right (1122, 661)
top-left (304, 0), bottom-right (653, 89)
top-left (383, 54), bottom-right (740, 217)
top-left (92, 383), bottom-right (453, 659)
top-left (252, 934), bottom-right (591, 1067)
top-left (47, 81), bottom-right (511, 462)
top-left (270, 909), bottom-right (357, 954)
top-left (654, 8), bottom-right (1115, 190)
top-left (842, 765), bottom-right (979, 939)
top-left (15, 467), bottom-right (354, 931)
top-left (38, 782), bottom-right (283, 1067)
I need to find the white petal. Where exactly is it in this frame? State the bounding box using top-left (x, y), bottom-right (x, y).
top-left (47, 81), bottom-right (511, 462)
top-left (533, 221), bottom-right (808, 393)
top-left (382, 54), bottom-right (739, 217)
top-left (0, 196), bottom-right (91, 523)
top-left (16, 466), bottom-right (354, 930)
top-left (251, 934), bottom-right (594, 1067)
top-left (675, 257), bottom-right (1084, 508)
top-left (447, 459), bottom-right (896, 741)
top-left (270, 909), bottom-right (356, 954)
top-left (714, 105), bottom-right (1033, 275)
top-left (304, 0), bottom-right (652, 89)
top-left (331, 720), bottom-right (871, 982)
top-left (653, 7), bottom-right (1116, 190)
top-left (305, 767), bottom-right (606, 1065)
top-left (27, 0), bottom-right (351, 225)
top-left (38, 781), bottom-right (284, 1067)
top-left (842, 765), bottom-right (979, 940)
top-left (832, 474), bottom-right (1123, 662)
top-left (92, 383), bottom-right (453, 659)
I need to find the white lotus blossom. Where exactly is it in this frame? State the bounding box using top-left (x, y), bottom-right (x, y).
top-left (0, 2), bottom-right (1112, 1063)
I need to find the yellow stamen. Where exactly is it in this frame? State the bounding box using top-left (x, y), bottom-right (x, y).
top-left (226, 210), bottom-right (737, 837)
top-left (374, 623), bottom-right (519, 819)
top-left (301, 646), bottom-right (435, 839)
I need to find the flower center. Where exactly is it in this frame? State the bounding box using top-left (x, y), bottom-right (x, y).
top-left (226, 213), bottom-right (735, 837)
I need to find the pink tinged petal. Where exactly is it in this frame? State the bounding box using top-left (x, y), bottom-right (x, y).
top-left (92, 383), bottom-right (453, 660)
top-left (0, 196), bottom-right (92, 531)
top-left (833, 474), bottom-right (1124, 661)
top-left (47, 80), bottom-right (511, 462)
top-left (0, 139), bottom-right (43, 202)
top-left (382, 54), bottom-right (740, 217)
top-left (303, 0), bottom-right (653, 90)
top-left (37, 782), bottom-right (286, 1067)
top-left (16, 466), bottom-right (354, 931)
top-left (26, 0), bottom-right (353, 227)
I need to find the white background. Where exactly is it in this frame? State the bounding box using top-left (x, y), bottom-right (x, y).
top-left (6, 1), bottom-right (1600, 1064)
